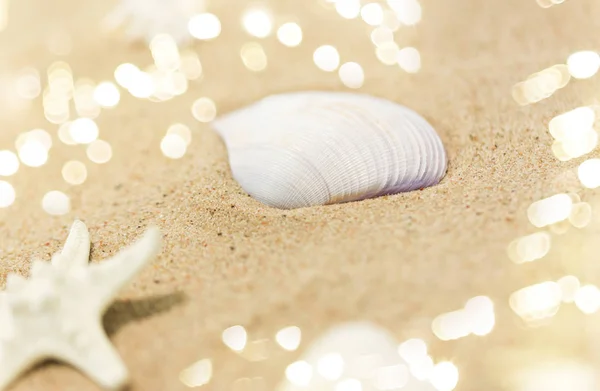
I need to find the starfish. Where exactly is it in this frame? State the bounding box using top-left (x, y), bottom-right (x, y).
top-left (0, 220), bottom-right (162, 391)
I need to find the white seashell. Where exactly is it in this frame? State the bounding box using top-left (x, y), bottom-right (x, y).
top-left (276, 321), bottom-right (437, 391)
top-left (212, 91), bottom-right (447, 209)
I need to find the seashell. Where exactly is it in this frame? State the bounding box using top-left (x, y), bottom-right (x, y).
top-left (276, 321), bottom-right (437, 391)
top-left (212, 91), bottom-right (447, 209)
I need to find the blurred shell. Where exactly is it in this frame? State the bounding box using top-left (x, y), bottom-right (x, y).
top-left (212, 91), bottom-right (447, 209)
top-left (276, 322), bottom-right (436, 391)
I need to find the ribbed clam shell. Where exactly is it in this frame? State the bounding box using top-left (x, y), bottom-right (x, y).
top-left (212, 91), bottom-right (447, 209)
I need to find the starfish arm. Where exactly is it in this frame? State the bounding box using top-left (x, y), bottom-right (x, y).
top-left (52, 220), bottom-right (91, 270)
top-left (56, 324), bottom-right (129, 390)
top-left (89, 227), bottom-right (162, 308)
top-left (0, 345), bottom-right (41, 391)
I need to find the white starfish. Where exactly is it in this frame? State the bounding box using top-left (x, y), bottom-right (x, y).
top-left (0, 220), bottom-right (162, 391)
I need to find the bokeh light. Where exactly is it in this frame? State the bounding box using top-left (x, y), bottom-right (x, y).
top-left (160, 134), bottom-right (187, 159)
top-left (192, 97), bottom-right (217, 122)
top-left (275, 326), bottom-right (301, 351)
top-left (507, 232), bottom-right (551, 264)
top-left (69, 118), bottom-right (99, 144)
top-left (61, 160), bottom-right (87, 185)
top-left (86, 140), bottom-right (113, 164)
top-left (0, 181), bottom-right (15, 208)
top-left (339, 62), bottom-right (365, 89)
top-left (222, 325), bottom-right (247, 352)
top-left (314, 45), bottom-right (340, 72)
top-left (242, 8), bottom-right (273, 38)
top-left (558, 275), bottom-right (581, 303)
top-left (0, 150), bottom-right (19, 176)
top-left (188, 13), bottom-right (221, 40)
top-left (93, 81), bottom-right (120, 107)
top-left (397, 47), bottom-right (421, 73)
top-left (527, 194), bottom-right (572, 228)
top-left (167, 123), bottom-right (192, 146)
top-left (567, 51), bottom-right (600, 79)
top-left (285, 361), bottom-right (313, 386)
top-left (277, 22), bottom-right (303, 47)
top-left (42, 190), bottom-right (71, 215)
top-left (578, 159), bottom-right (600, 188)
top-left (361, 3), bottom-right (384, 26)
top-left (335, 0), bottom-right (361, 19)
top-left (574, 285), bottom-right (600, 314)
top-left (316, 353), bottom-right (344, 380)
top-left (179, 359), bottom-right (212, 388)
top-left (430, 362), bottom-right (459, 391)
top-left (509, 281), bottom-right (562, 322)
top-left (240, 42), bottom-right (268, 72)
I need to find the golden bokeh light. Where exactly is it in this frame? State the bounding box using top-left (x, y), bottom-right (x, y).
top-left (93, 81), bottom-right (120, 108)
top-left (74, 79), bottom-right (101, 118)
top-left (188, 13), bottom-right (221, 40)
top-left (527, 193), bottom-right (572, 228)
top-left (179, 358), bottom-right (212, 388)
top-left (240, 42), bottom-right (268, 72)
top-left (397, 47), bottom-right (421, 73)
top-left (557, 275), bottom-right (581, 303)
top-left (277, 22), bottom-right (303, 47)
top-left (388, 0), bottom-right (422, 25)
top-left (339, 62), bottom-right (365, 89)
top-left (18, 140), bottom-right (48, 167)
top-left (316, 353), bottom-right (344, 380)
top-left (0, 150), bottom-right (19, 176)
top-left (150, 34), bottom-right (181, 72)
top-left (15, 67), bottom-right (41, 99)
top-left (334, 378), bottom-right (362, 391)
top-left (361, 3), bottom-right (384, 26)
top-left (221, 325), bottom-right (247, 352)
top-left (314, 45), bottom-right (341, 72)
top-left (432, 310), bottom-right (472, 341)
top-left (507, 231), bottom-right (551, 264)
top-left (430, 362), bottom-right (459, 391)
top-left (0, 181), bottom-right (15, 208)
top-left (0, 0), bottom-right (7, 32)
top-left (568, 202), bottom-right (591, 228)
top-left (179, 50), bottom-right (203, 80)
top-left (285, 360), bottom-right (313, 387)
top-left (373, 364), bottom-right (409, 390)
top-left (114, 63), bottom-right (141, 89)
top-left (127, 71), bottom-right (155, 98)
top-left (58, 122), bottom-right (77, 145)
top-left (574, 285), bottom-right (600, 314)
top-left (512, 64), bottom-right (570, 105)
top-left (376, 42), bottom-right (400, 65)
top-left (335, 0), bottom-right (361, 19)
top-left (509, 281), bottom-right (562, 322)
top-left (242, 8), bottom-right (273, 38)
top-left (42, 190), bottom-right (71, 216)
top-left (275, 326), bottom-right (301, 351)
top-left (69, 118), bottom-right (99, 144)
top-left (61, 160), bottom-right (87, 185)
top-left (160, 134), bottom-right (187, 159)
top-left (86, 140), bottom-right (113, 164)
top-left (567, 50), bottom-right (600, 79)
top-left (370, 26), bottom-right (394, 46)
top-left (578, 158), bottom-right (600, 188)
top-left (398, 338), bottom-right (428, 363)
top-left (167, 123), bottom-right (192, 146)
top-left (408, 354), bottom-right (434, 381)
top-left (382, 9), bottom-right (401, 31)
top-left (191, 97), bottom-right (217, 122)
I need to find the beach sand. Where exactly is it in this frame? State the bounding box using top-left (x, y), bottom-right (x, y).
top-left (1, 0), bottom-right (600, 389)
